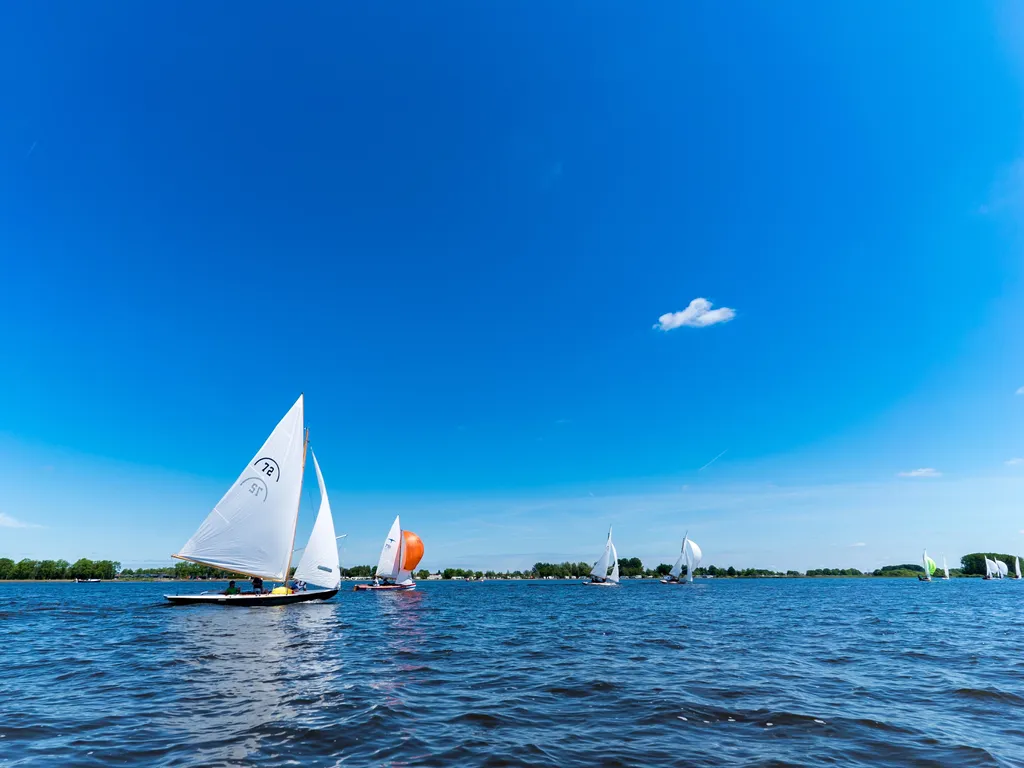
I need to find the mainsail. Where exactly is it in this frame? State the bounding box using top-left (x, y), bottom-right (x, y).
top-left (291, 450), bottom-right (340, 589)
top-left (669, 534), bottom-right (688, 580)
top-left (985, 557), bottom-right (996, 578)
top-left (174, 395), bottom-right (306, 581)
top-left (942, 555), bottom-right (949, 580)
top-left (1016, 557), bottom-right (1021, 580)
top-left (374, 516), bottom-right (403, 582)
top-left (609, 542), bottom-right (620, 584)
top-left (996, 559), bottom-right (1009, 578)
top-left (590, 527), bottom-right (614, 581)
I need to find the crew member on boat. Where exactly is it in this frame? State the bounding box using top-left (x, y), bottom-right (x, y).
top-left (222, 580), bottom-right (240, 595)
top-left (251, 576), bottom-right (264, 594)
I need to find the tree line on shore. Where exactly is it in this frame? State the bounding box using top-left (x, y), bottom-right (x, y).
top-left (0, 552), bottom-right (1018, 581)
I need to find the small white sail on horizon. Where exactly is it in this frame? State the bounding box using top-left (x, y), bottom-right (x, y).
top-left (174, 395), bottom-right (306, 581)
top-left (942, 555), bottom-right (949, 580)
top-left (1015, 556), bottom-right (1021, 580)
top-left (984, 557), bottom-right (996, 579)
top-left (589, 527), bottom-right (619, 584)
top-left (291, 450), bottom-right (340, 590)
top-left (374, 516), bottom-right (403, 582)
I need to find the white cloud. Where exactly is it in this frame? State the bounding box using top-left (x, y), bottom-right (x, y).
top-left (0, 512), bottom-right (41, 529)
top-left (654, 298), bottom-right (735, 331)
top-left (898, 468), bottom-right (942, 478)
top-left (849, 542), bottom-right (867, 547)
top-left (1006, 458), bottom-right (1024, 466)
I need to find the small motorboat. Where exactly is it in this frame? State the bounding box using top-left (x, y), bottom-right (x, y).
top-left (75, 578), bottom-right (101, 583)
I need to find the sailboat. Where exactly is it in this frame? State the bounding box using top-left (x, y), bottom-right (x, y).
top-left (983, 556), bottom-right (996, 580)
top-left (584, 526), bottom-right (620, 586)
top-left (940, 555), bottom-right (950, 580)
top-left (918, 549), bottom-right (936, 582)
top-left (165, 395), bottom-right (340, 606)
top-left (661, 533), bottom-right (702, 584)
top-left (1015, 556), bottom-right (1021, 580)
top-left (354, 515), bottom-right (424, 591)
top-left (996, 559), bottom-right (1009, 579)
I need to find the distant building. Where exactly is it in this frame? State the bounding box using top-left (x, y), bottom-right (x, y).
top-left (427, 572), bottom-right (442, 580)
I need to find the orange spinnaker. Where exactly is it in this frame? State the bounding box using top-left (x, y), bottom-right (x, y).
top-left (402, 530), bottom-right (424, 571)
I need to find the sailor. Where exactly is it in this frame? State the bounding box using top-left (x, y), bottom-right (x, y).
top-left (222, 580), bottom-right (240, 595)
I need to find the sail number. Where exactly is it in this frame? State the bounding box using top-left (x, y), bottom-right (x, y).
top-left (253, 457), bottom-right (281, 482)
top-left (249, 482), bottom-right (263, 497)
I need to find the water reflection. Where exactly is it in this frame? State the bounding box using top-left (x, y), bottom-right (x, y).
top-left (164, 606), bottom-right (298, 764)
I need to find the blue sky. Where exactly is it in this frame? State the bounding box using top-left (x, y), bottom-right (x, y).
top-left (2, 3), bottom-right (1023, 572)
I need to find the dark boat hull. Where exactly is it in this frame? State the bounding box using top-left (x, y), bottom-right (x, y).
top-left (164, 589), bottom-right (338, 606)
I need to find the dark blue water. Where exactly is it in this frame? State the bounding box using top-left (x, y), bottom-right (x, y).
top-left (1, 579), bottom-right (1022, 767)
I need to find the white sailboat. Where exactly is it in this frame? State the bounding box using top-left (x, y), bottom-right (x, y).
top-left (354, 515), bottom-right (424, 591)
top-left (996, 559), bottom-right (1009, 579)
top-left (941, 555), bottom-right (950, 580)
top-left (661, 533), bottom-right (703, 584)
top-left (1015, 556), bottom-right (1021, 580)
top-left (984, 556), bottom-right (996, 580)
top-left (584, 526), bottom-right (620, 586)
top-left (165, 395), bottom-right (340, 606)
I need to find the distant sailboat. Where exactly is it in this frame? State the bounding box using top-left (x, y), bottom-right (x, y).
top-left (941, 555), bottom-right (950, 580)
top-left (1015, 556), bottom-right (1021, 580)
top-left (354, 515), bottom-right (424, 591)
top-left (996, 559), bottom-right (1009, 579)
top-left (918, 549), bottom-right (936, 582)
top-left (984, 557), bottom-right (996, 580)
top-left (661, 533), bottom-right (703, 584)
top-left (584, 527), bottom-right (620, 586)
top-left (166, 395), bottom-right (340, 606)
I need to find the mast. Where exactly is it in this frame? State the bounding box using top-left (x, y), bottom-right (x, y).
top-left (282, 424), bottom-right (309, 587)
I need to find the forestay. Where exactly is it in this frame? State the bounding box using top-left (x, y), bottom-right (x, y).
top-left (375, 516), bottom-right (403, 581)
top-left (291, 450), bottom-right (340, 589)
top-left (174, 395), bottom-right (305, 581)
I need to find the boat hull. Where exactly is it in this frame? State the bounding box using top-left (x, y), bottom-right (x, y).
top-left (353, 583), bottom-right (416, 592)
top-left (660, 579), bottom-right (691, 585)
top-left (583, 580), bottom-right (619, 587)
top-left (164, 589), bottom-right (338, 606)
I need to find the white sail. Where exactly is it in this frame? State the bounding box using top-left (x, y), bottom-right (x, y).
top-left (174, 396), bottom-right (305, 581)
top-left (609, 542), bottom-right (620, 583)
top-left (669, 535), bottom-right (688, 580)
top-left (685, 538), bottom-right (703, 583)
top-left (985, 557), bottom-right (995, 578)
top-left (923, 549), bottom-right (932, 581)
top-left (997, 559), bottom-right (1009, 578)
top-left (291, 450), bottom-right (340, 589)
top-left (590, 527), bottom-right (614, 580)
top-left (1016, 557), bottom-right (1021, 580)
top-left (942, 555), bottom-right (949, 580)
top-left (374, 516), bottom-right (403, 581)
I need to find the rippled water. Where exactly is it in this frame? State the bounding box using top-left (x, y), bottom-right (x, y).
top-left (2, 578), bottom-right (1022, 767)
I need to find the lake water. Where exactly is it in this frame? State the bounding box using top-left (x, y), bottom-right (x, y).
top-left (1, 578), bottom-right (1022, 767)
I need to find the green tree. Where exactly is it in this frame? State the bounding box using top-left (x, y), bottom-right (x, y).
top-left (12, 559), bottom-right (39, 579)
top-left (0, 558), bottom-right (14, 579)
top-left (415, 569), bottom-right (430, 580)
top-left (726, 566), bottom-right (737, 577)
